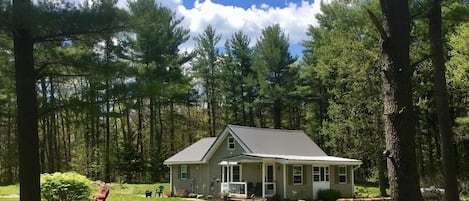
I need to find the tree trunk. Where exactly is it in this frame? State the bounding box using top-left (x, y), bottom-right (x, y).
top-left (375, 0), bottom-right (423, 200)
top-left (13, 0), bottom-right (41, 199)
top-left (429, 0), bottom-right (460, 200)
top-left (104, 82), bottom-right (111, 183)
top-left (149, 97), bottom-right (157, 181)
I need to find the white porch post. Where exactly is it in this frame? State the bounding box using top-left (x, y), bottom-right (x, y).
top-left (283, 163), bottom-right (287, 199)
top-left (222, 165), bottom-right (225, 183)
top-left (262, 162), bottom-right (265, 198)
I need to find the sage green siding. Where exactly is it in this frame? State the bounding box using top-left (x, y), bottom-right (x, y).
top-left (207, 133), bottom-right (246, 194)
top-left (330, 165), bottom-right (354, 197)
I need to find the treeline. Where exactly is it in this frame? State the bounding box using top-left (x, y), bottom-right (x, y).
top-left (0, 0), bottom-right (468, 188)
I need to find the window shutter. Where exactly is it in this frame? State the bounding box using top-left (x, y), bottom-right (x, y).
top-left (347, 166), bottom-right (350, 184)
top-left (334, 166), bottom-right (339, 184)
top-left (178, 165), bottom-right (181, 179)
top-left (288, 165), bottom-right (292, 185)
top-left (187, 166), bottom-right (191, 179)
top-left (302, 165), bottom-right (306, 184)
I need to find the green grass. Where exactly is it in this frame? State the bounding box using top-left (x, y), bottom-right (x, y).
top-left (355, 183), bottom-right (469, 200)
top-left (355, 182), bottom-right (389, 197)
top-left (0, 183), bottom-right (184, 201)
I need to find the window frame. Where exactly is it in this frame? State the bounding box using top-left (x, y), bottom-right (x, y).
top-left (292, 165), bottom-right (303, 185)
top-left (227, 136), bottom-right (235, 150)
top-left (338, 166), bottom-right (347, 184)
top-left (313, 166), bottom-right (329, 182)
top-left (180, 165), bottom-right (188, 180)
top-left (222, 165), bottom-right (242, 182)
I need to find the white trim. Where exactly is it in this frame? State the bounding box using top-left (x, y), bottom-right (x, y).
top-left (313, 166), bottom-right (329, 182)
top-left (227, 136), bottom-right (235, 150)
top-left (169, 165), bottom-right (173, 192)
top-left (201, 127), bottom-right (251, 163)
top-left (266, 163), bottom-right (275, 182)
top-left (338, 166), bottom-right (347, 184)
top-left (262, 162), bottom-right (265, 198)
top-left (292, 165), bottom-right (303, 185)
top-left (180, 165), bottom-right (189, 180)
top-left (283, 163), bottom-right (287, 199)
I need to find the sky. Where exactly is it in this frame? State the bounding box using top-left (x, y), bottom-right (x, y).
top-left (113, 0), bottom-right (322, 58)
top-left (119, 0), bottom-right (324, 58)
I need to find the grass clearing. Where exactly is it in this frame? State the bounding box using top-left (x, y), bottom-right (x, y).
top-left (0, 183), bottom-right (180, 201)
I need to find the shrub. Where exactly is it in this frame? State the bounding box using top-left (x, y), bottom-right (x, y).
top-left (317, 189), bottom-right (341, 201)
top-left (41, 172), bottom-right (93, 201)
top-left (267, 194), bottom-right (281, 201)
top-left (207, 194), bottom-right (214, 199)
top-left (188, 193), bottom-right (198, 198)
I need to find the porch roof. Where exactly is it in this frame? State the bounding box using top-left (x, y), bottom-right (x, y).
top-left (220, 153), bottom-right (362, 165)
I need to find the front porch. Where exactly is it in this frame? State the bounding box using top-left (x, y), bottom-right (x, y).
top-left (219, 161), bottom-right (278, 199)
top-left (220, 181), bottom-right (277, 198)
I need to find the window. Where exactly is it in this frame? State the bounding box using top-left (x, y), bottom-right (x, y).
top-left (313, 166), bottom-right (329, 182)
top-left (222, 165), bottom-right (242, 182)
top-left (338, 166), bottom-right (347, 184)
top-left (292, 165), bottom-right (303, 185)
top-left (232, 166), bottom-right (240, 182)
top-left (228, 136), bottom-right (235, 150)
top-left (267, 164), bottom-right (274, 182)
top-left (180, 165), bottom-right (188, 179)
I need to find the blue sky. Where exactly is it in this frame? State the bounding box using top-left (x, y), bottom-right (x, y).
top-left (182, 0), bottom-right (315, 9)
top-left (153, 0), bottom-right (322, 58)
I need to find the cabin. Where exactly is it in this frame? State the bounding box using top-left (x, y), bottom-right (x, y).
top-left (164, 125), bottom-right (362, 200)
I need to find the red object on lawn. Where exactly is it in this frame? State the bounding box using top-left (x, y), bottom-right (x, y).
top-left (93, 187), bottom-right (110, 201)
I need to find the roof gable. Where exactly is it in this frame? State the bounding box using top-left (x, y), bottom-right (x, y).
top-left (228, 125), bottom-right (327, 156)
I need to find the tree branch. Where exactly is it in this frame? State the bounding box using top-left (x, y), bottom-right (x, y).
top-left (366, 9), bottom-right (388, 40)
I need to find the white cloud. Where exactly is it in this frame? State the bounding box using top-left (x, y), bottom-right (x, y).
top-left (157, 0), bottom-right (322, 53)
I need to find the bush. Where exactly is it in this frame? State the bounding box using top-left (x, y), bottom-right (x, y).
top-left (188, 193), bottom-right (198, 198)
top-left (41, 172), bottom-right (93, 201)
top-left (317, 189), bottom-right (341, 201)
top-left (207, 194), bottom-right (214, 199)
top-left (267, 194), bottom-right (281, 201)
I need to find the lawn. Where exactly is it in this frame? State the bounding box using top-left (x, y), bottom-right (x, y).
top-left (0, 183), bottom-right (186, 201)
top-left (1, 183), bottom-right (468, 201)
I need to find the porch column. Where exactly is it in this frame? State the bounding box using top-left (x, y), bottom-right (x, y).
top-left (169, 165), bottom-right (173, 193)
top-left (283, 163), bottom-right (287, 199)
top-left (222, 165), bottom-right (225, 183)
top-left (262, 162), bottom-right (265, 198)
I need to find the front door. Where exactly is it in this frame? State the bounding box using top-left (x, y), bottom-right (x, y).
top-left (312, 166), bottom-right (330, 199)
top-left (265, 164), bottom-right (275, 196)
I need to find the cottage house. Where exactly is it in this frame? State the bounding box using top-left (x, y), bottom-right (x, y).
top-left (164, 125), bottom-right (362, 200)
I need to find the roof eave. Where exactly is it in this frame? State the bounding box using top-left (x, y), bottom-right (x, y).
top-left (163, 161), bottom-right (207, 165)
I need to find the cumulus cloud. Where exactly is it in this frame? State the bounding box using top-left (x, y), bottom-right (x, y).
top-left (157, 0), bottom-right (322, 53)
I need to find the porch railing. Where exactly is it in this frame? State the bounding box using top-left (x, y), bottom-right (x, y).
top-left (221, 182), bottom-right (247, 198)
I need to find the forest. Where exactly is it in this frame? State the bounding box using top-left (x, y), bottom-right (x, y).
top-left (0, 0), bottom-right (468, 199)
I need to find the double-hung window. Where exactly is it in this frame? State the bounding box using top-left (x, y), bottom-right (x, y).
top-left (222, 165), bottom-right (241, 182)
top-left (292, 165), bottom-right (303, 185)
top-left (180, 165), bottom-right (188, 179)
top-left (338, 166), bottom-right (347, 184)
top-left (228, 137), bottom-right (235, 150)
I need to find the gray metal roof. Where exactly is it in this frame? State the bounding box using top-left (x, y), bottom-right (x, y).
top-left (164, 137), bottom-right (216, 164)
top-left (227, 125), bottom-right (327, 156)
